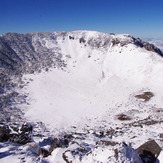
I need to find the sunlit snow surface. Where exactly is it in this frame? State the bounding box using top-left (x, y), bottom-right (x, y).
top-left (20, 37), bottom-right (163, 162)
top-left (1, 31), bottom-right (163, 162)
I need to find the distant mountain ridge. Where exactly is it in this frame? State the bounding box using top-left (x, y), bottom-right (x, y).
top-left (0, 31), bottom-right (162, 75)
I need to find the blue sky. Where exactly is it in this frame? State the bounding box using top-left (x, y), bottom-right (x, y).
top-left (0, 0), bottom-right (163, 38)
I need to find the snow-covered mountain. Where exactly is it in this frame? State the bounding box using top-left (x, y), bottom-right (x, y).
top-left (0, 31), bottom-right (162, 74)
top-left (1, 31), bottom-right (163, 162)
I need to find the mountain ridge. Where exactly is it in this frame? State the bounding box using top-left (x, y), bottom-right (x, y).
top-left (0, 31), bottom-right (162, 75)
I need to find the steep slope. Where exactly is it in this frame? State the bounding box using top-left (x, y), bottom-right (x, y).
top-left (1, 31), bottom-right (163, 162)
top-left (0, 31), bottom-right (162, 74)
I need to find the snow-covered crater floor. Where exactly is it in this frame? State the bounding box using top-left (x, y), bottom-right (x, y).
top-left (18, 43), bottom-right (163, 162)
top-left (22, 43), bottom-right (163, 133)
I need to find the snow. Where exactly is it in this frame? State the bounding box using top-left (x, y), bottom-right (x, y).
top-left (1, 31), bottom-right (163, 162)
top-left (22, 39), bottom-right (163, 134)
top-left (158, 150), bottom-right (163, 162)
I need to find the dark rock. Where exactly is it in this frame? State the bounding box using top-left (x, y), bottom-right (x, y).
top-left (135, 92), bottom-right (154, 102)
top-left (11, 123), bottom-right (33, 144)
top-left (9, 132), bottom-right (32, 144)
top-left (110, 33), bottom-right (115, 35)
top-left (111, 38), bottom-right (131, 47)
top-left (62, 150), bottom-right (72, 163)
top-left (133, 37), bottom-right (163, 57)
top-left (38, 136), bottom-right (70, 157)
top-left (49, 138), bottom-right (58, 154)
top-left (69, 36), bottom-right (74, 40)
top-left (39, 148), bottom-right (50, 157)
top-left (136, 140), bottom-right (161, 163)
top-left (20, 123), bottom-right (33, 134)
top-left (112, 38), bottom-right (120, 46)
top-left (106, 128), bottom-right (115, 137)
top-left (160, 133), bottom-right (163, 139)
top-left (0, 123), bottom-right (33, 144)
top-left (0, 125), bottom-right (11, 141)
top-left (64, 134), bottom-right (74, 140)
top-left (79, 38), bottom-right (86, 44)
top-left (116, 113), bottom-right (132, 121)
top-left (114, 148), bottom-right (119, 160)
top-left (99, 140), bottom-right (118, 146)
top-left (93, 131), bottom-right (104, 138)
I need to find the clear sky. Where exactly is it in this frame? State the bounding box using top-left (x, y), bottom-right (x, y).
top-left (0, 0), bottom-right (163, 38)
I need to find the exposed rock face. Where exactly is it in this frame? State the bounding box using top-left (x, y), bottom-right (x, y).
top-left (133, 37), bottom-right (163, 56)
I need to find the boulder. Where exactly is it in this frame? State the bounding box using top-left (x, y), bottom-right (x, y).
top-left (49, 138), bottom-right (58, 154)
top-left (0, 125), bottom-right (10, 141)
top-left (0, 123), bottom-right (33, 144)
top-left (136, 140), bottom-right (161, 163)
top-left (39, 148), bottom-right (50, 157)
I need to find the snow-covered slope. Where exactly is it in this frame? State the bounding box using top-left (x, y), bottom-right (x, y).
top-left (22, 33), bottom-right (163, 131)
top-left (1, 31), bottom-right (163, 162)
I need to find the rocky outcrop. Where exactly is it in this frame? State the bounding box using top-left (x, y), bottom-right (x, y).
top-left (0, 123), bottom-right (33, 144)
top-left (133, 37), bottom-right (163, 56)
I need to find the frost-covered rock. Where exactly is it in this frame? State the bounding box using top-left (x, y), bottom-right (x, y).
top-left (0, 123), bottom-right (33, 144)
